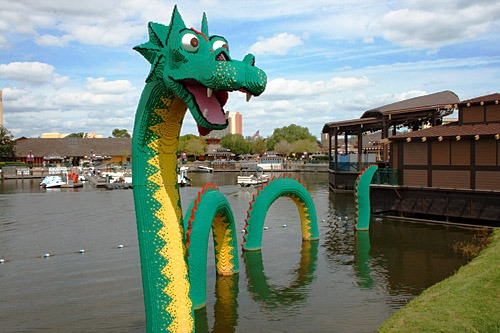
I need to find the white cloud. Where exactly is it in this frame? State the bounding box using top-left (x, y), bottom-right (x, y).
top-left (1, 87), bottom-right (27, 100)
top-left (380, 1), bottom-right (500, 49)
top-left (334, 90), bottom-right (427, 112)
top-left (85, 77), bottom-right (135, 94)
top-left (262, 76), bottom-right (374, 100)
top-left (35, 34), bottom-right (72, 47)
top-left (0, 62), bottom-right (69, 86)
top-left (249, 33), bottom-right (303, 56)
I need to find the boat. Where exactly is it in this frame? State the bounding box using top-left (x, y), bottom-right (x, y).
top-left (178, 166), bottom-right (192, 187)
top-left (40, 175), bottom-right (66, 188)
top-left (237, 166), bottom-right (269, 187)
top-left (197, 165), bottom-right (214, 173)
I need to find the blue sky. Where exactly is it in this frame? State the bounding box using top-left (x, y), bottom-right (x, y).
top-left (1, 0), bottom-right (499, 139)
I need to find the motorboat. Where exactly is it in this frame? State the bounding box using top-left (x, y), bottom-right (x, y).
top-left (40, 175), bottom-right (66, 188)
top-left (123, 172), bottom-right (132, 183)
top-left (178, 166), bottom-right (192, 187)
top-left (197, 165), bottom-right (214, 173)
top-left (237, 166), bottom-right (269, 187)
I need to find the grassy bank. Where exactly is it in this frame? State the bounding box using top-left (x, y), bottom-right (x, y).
top-left (379, 229), bottom-right (500, 332)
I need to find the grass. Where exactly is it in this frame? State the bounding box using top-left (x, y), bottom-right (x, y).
top-left (379, 228), bottom-right (500, 332)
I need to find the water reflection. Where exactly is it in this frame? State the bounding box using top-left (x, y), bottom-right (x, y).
top-left (195, 274), bottom-right (239, 333)
top-left (243, 240), bottom-right (318, 308)
top-left (354, 231), bottom-right (373, 289)
top-left (325, 190), bottom-right (472, 302)
top-left (369, 220), bottom-right (471, 299)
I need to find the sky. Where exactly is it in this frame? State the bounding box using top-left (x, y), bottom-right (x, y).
top-left (0, 0), bottom-right (499, 139)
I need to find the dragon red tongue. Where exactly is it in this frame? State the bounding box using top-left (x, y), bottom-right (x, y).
top-left (185, 85), bottom-right (227, 125)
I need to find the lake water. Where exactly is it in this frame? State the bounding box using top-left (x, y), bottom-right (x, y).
top-left (0, 172), bottom-right (477, 332)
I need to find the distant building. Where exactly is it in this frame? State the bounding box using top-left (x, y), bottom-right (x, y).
top-left (41, 132), bottom-right (103, 138)
top-left (41, 133), bottom-right (71, 138)
top-left (207, 111), bottom-right (242, 138)
top-left (84, 131), bottom-right (104, 138)
top-left (15, 137), bottom-right (132, 166)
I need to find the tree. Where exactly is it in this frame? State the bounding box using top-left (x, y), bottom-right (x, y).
top-left (68, 132), bottom-right (85, 138)
top-left (111, 128), bottom-right (131, 138)
top-left (274, 139), bottom-right (293, 157)
top-left (251, 137), bottom-right (267, 155)
top-left (219, 133), bottom-right (250, 156)
top-left (0, 126), bottom-right (16, 159)
top-left (177, 134), bottom-right (198, 154)
top-left (184, 137), bottom-right (207, 157)
top-left (292, 139), bottom-right (319, 155)
top-left (267, 124), bottom-right (317, 150)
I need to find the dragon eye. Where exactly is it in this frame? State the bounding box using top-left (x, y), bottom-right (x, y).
top-left (182, 33), bottom-right (199, 52)
top-left (213, 40), bottom-right (229, 52)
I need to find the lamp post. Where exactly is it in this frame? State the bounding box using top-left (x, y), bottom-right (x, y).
top-left (27, 150), bottom-right (34, 164)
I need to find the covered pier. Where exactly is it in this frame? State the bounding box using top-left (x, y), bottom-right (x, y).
top-left (322, 90), bottom-right (459, 190)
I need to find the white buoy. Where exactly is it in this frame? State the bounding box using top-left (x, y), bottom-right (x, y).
top-left (241, 229), bottom-right (245, 233)
top-left (264, 226), bottom-right (268, 230)
top-left (118, 244), bottom-right (124, 249)
top-left (79, 249), bottom-right (85, 253)
top-left (43, 253), bottom-right (50, 258)
top-left (282, 224), bottom-right (287, 228)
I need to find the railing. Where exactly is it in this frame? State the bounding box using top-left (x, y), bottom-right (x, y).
top-left (371, 168), bottom-right (398, 186)
top-left (329, 161), bottom-right (374, 172)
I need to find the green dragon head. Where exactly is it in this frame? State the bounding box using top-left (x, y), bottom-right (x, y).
top-left (134, 6), bottom-right (267, 136)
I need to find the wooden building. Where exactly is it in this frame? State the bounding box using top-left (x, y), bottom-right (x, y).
top-left (372, 93), bottom-right (500, 224)
top-left (15, 137), bottom-right (132, 166)
top-left (322, 91), bottom-right (459, 190)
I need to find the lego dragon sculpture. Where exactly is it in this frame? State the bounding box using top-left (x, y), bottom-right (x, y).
top-left (132, 6), bottom-right (318, 331)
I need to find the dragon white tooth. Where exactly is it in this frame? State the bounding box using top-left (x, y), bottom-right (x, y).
top-left (203, 109), bottom-right (208, 117)
top-left (207, 88), bottom-right (213, 98)
top-left (246, 92), bottom-right (252, 102)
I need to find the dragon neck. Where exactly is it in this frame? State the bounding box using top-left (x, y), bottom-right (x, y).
top-left (132, 80), bottom-right (194, 331)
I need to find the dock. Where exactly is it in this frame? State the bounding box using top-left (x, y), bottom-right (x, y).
top-left (61, 182), bottom-right (84, 188)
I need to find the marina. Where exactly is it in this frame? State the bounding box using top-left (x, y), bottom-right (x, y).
top-left (0, 172), bottom-right (480, 332)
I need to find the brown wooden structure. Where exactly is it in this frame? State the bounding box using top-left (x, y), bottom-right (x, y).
top-left (322, 91), bottom-right (459, 190)
top-left (372, 93), bottom-right (500, 224)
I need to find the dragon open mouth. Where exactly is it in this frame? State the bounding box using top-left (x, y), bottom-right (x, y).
top-left (181, 79), bottom-right (253, 136)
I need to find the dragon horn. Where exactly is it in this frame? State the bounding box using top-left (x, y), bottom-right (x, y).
top-left (170, 5), bottom-right (186, 31)
top-left (202, 12), bottom-right (209, 36)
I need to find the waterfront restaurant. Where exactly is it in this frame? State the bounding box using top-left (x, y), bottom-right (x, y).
top-left (322, 90), bottom-right (459, 191)
top-left (370, 93), bottom-right (500, 225)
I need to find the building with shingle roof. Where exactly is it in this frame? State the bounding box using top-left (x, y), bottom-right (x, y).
top-left (322, 90), bottom-right (459, 190)
top-left (15, 137), bottom-right (132, 165)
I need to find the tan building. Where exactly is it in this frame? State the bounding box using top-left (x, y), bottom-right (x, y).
top-left (207, 111), bottom-right (242, 138)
